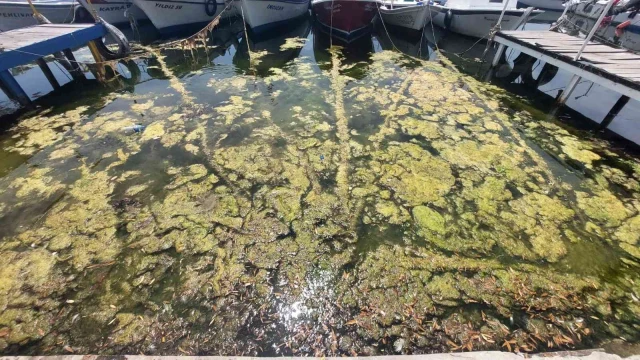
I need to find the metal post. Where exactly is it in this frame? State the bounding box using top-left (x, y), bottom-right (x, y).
top-left (556, 74), bottom-right (581, 104)
top-left (495, 0), bottom-right (511, 30)
top-left (0, 69), bottom-right (30, 105)
top-left (87, 40), bottom-right (105, 82)
top-left (36, 58), bottom-right (61, 90)
top-left (575, 0), bottom-right (616, 61)
top-left (559, 0), bottom-right (571, 20)
top-left (513, 7), bottom-right (535, 30)
top-left (492, 43), bottom-right (506, 67)
top-left (62, 49), bottom-right (85, 81)
top-left (600, 95), bottom-right (630, 129)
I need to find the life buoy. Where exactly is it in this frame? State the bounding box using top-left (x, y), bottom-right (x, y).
top-left (205, 0), bottom-right (218, 16)
top-left (444, 9), bottom-right (453, 29)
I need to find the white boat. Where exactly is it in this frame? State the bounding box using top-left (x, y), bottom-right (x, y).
top-left (517, 0), bottom-right (564, 11)
top-left (430, 0), bottom-right (543, 38)
top-left (132, 0), bottom-right (236, 35)
top-left (0, 0), bottom-right (76, 32)
top-left (240, 0), bottom-right (310, 33)
top-left (571, 0), bottom-right (640, 19)
top-left (75, 0), bottom-right (147, 24)
top-left (566, 4), bottom-right (640, 51)
top-left (379, 1), bottom-right (437, 31)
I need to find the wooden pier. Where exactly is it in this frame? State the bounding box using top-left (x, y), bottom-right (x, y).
top-left (492, 30), bottom-right (640, 101)
top-left (0, 23), bottom-right (107, 106)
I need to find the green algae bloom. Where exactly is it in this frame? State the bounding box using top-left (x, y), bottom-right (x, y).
top-left (0, 35), bottom-right (639, 358)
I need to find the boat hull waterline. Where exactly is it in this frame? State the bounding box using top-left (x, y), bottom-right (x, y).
top-left (431, 6), bottom-right (540, 38)
top-left (132, 0), bottom-right (235, 34)
top-left (312, 0), bottom-right (378, 42)
top-left (241, 0), bottom-right (310, 33)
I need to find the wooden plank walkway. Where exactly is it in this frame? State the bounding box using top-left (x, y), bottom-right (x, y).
top-left (493, 30), bottom-right (640, 101)
top-left (0, 23), bottom-right (106, 72)
top-left (0, 23), bottom-right (107, 105)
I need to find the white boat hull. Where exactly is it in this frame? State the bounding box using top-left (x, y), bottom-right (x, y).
top-left (77, 0), bottom-right (147, 24)
top-left (379, 4), bottom-right (435, 31)
top-left (567, 12), bottom-right (640, 52)
top-left (571, 0), bottom-right (611, 19)
top-left (517, 0), bottom-right (563, 11)
top-left (0, 0), bottom-right (75, 31)
top-left (241, 0), bottom-right (309, 33)
top-left (431, 6), bottom-right (536, 38)
top-left (133, 0), bottom-right (236, 34)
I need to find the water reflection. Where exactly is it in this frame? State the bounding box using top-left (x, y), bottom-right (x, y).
top-left (234, 17), bottom-right (312, 76)
top-left (372, 21), bottom-right (438, 61)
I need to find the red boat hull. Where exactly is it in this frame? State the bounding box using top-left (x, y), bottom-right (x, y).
top-left (312, 0), bottom-right (378, 42)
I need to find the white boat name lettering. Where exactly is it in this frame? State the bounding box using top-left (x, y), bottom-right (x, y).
top-left (395, 14), bottom-right (414, 25)
top-left (155, 3), bottom-right (183, 9)
top-left (1, 12), bottom-right (31, 17)
top-left (99, 5), bottom-right (128, 11)
top-left (266, 4), bottom-right (283, 10)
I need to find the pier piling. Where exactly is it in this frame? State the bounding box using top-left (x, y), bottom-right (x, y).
top-left (0, 70), bottom-right (31, 106)
top-left (36, 58), bottom-right (61, 90)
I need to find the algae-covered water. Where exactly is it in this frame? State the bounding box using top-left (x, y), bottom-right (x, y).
top-left (1, 18), bottom-right (640, 356)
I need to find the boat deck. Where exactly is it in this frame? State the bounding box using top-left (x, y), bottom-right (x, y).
top-left (493, 30), bottom-right (640, 101)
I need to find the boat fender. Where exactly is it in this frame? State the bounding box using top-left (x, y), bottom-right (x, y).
top-left (95, 17), bottom-right (131, 60)
top-left (205, 0), bottom-right (218, 16)
top-left (74, 5), bottom-right (92, 22)
top-left (615, 19), bottom-right (631, 37)
top-left (444, 9), bottom-right (453, 29)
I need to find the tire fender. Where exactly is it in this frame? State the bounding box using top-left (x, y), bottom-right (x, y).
top-left (205, 0), bottom-right (218, 16)
top-left (444, 9), bottom-right (453, 30)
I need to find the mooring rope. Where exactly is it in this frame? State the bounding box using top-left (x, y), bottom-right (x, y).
top-left (239, 2), bottom-right (253, 66)
top-left (139, 45), bottom-right (195, 103)
top-left (375, 1), bottom-right (398, 51)
top-left (417, 5), bottom-right (429, 58)
top-left (427, 1), bottom-right (440, 53)
top-left (1, 0), bottom-right (236, 86)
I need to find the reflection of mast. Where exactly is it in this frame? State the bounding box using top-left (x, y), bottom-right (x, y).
top-left (312, 24), bottom-right (375, 77)
top-left (233, 16), bottom-right (312, 75)
top-left (372, 23), bottom-right (438, 60)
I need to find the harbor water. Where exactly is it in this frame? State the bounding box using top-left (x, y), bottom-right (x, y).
top-left (0, 15), bottom-right (639, 356)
